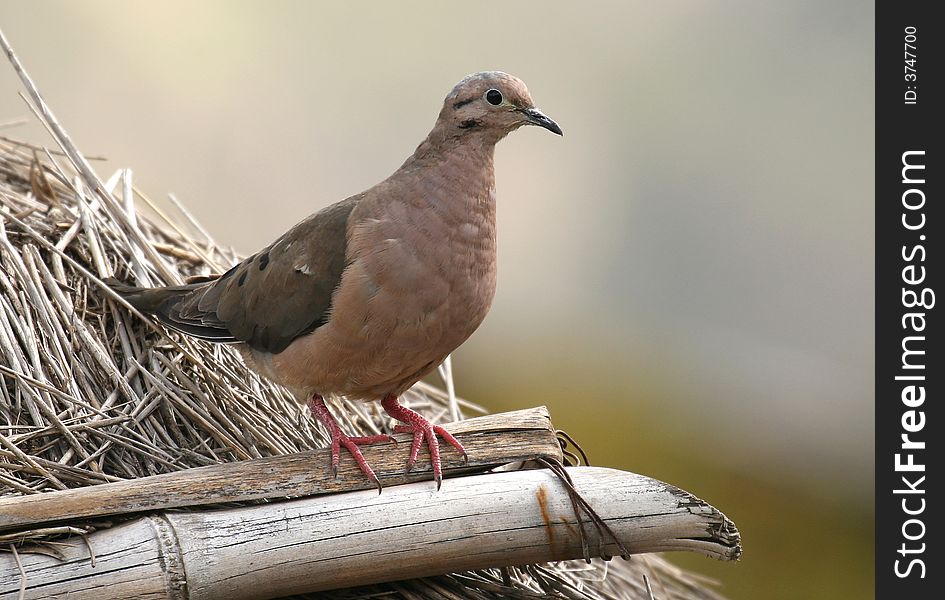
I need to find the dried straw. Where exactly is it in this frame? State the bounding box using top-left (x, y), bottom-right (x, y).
top-left (0, 30), bottom-right (726, 600)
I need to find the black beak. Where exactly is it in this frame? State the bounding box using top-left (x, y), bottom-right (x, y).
top-left (522, 107), bottom-right (563, 135)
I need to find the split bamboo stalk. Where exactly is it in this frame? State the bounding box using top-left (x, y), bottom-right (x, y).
top-left (0, 407), bottom-right (559, 533)
top-left (0, 466), bottom-right (740, 600)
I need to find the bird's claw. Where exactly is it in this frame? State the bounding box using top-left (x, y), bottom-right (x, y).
top-left (392, 422), bottom-right (467, 485)
top-left (310, 396), bottom-right (392, 493)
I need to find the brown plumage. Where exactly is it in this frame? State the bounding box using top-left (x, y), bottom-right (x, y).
top-left (109, 71), bottom-right (561, 488)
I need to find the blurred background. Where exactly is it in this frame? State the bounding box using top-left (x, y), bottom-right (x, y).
top-left (0, 1), bottom-right (873, 598)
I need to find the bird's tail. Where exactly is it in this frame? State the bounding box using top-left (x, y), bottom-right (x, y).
top-left (103, 277), bottom-right (200, 314)
top-left (103, 277), bottom-right (237, 342)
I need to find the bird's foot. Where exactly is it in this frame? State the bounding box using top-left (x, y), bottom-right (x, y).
top-left (308, 395), bottom-right (393, 492)
top-left (382, 394), bottom-right (467, 489)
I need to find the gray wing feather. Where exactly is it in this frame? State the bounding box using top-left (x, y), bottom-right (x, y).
top-left (151, 197), bottom-right (357, 353)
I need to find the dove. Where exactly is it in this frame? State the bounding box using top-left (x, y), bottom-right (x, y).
top-left (109, 71), bottom-right (561, 489)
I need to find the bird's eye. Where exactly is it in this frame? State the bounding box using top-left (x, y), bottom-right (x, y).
top-left (485, 89), bottom-right (503, 106)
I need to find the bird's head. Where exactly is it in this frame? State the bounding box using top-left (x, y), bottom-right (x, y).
top-left (438, 71), bottom-right (562, 143)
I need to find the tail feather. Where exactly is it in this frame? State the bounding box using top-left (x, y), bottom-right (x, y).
top-left (104, 277), bottom-right (238, 343)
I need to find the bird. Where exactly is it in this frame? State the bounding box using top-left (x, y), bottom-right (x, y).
top-left (108, 71), bottom-right (562, 490)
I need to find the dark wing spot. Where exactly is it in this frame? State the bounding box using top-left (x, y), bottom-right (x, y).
top-left (453, 98), bottom-right (475, 109)
top-left (258, 252), bottom-right (270, 271)
top-left (458, 119), bottom-right (481, 129)
top-left (237, 271), bottom-right (247, 286)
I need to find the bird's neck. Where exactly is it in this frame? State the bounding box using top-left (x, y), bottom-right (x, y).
top-left (411, 123), bottom-right (499, 163)
top-left (400, 131), bottom-right (498, 204)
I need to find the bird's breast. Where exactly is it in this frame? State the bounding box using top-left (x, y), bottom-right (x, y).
top-left (341, 189), bottom-right (496, 359)
top-left (359, 191), bottom-right (498, 339)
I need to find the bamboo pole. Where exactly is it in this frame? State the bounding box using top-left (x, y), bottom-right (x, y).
top-left (0, 467), bottom-right (740, 599)
top-left (0, 407), bottom-right (560, 533)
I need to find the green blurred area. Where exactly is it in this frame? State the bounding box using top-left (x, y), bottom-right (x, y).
top-left (0, 1), bottom-right (873, 598)
top-left (459, 358), bottom-right (873, 600)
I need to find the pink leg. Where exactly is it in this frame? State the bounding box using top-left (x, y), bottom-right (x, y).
top-left (381, 393), bottom-right (467, 489)
top-left (308, 395), bottom-right (393, 492)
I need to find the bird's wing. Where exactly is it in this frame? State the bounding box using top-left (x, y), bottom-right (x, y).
top-left (168, 197), bottom-right (358, 353)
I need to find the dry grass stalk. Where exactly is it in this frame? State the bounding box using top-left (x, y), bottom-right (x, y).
top-left (0, 29), bottom-right (730, 599)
